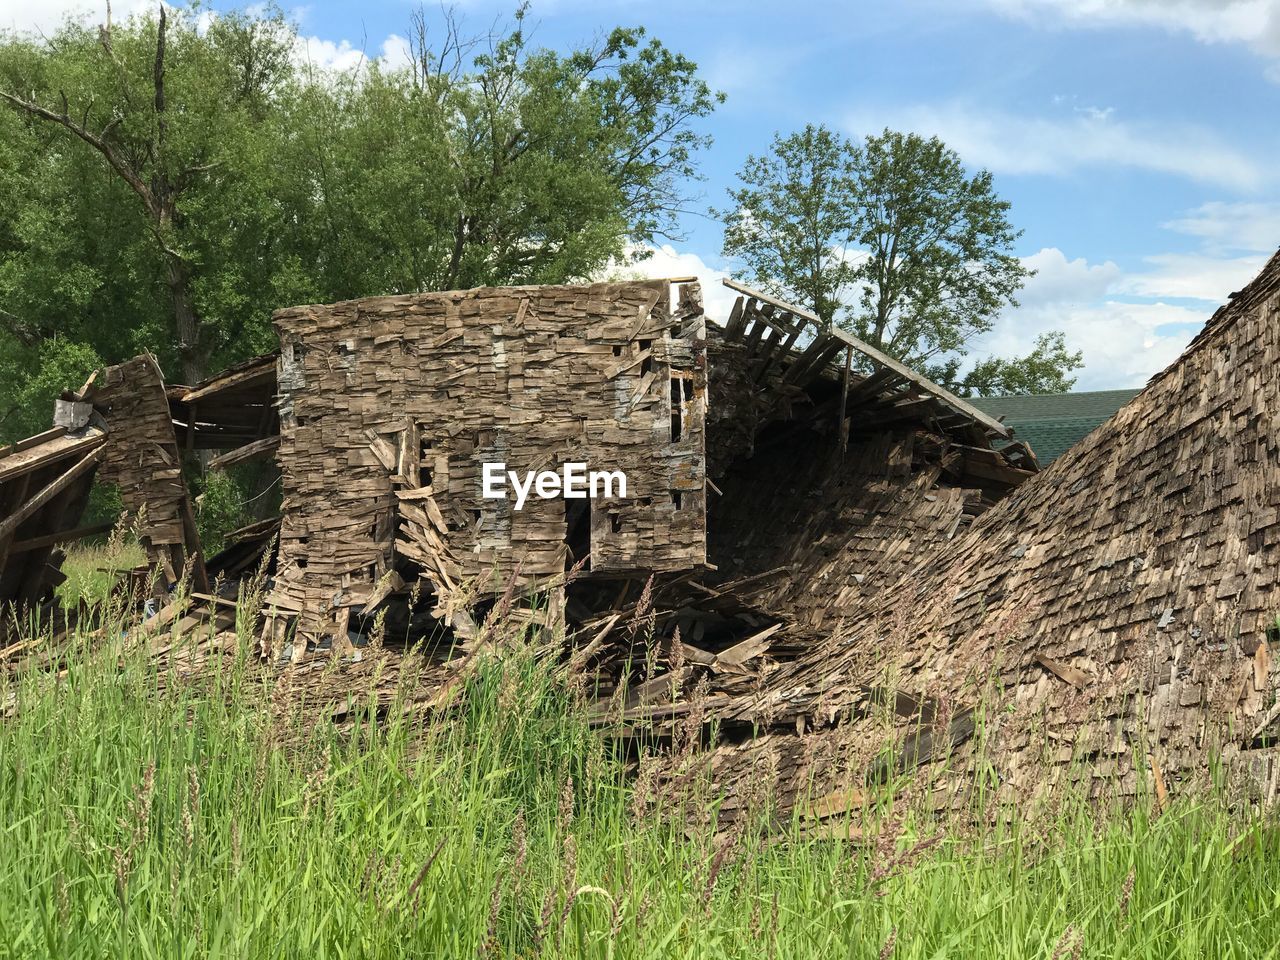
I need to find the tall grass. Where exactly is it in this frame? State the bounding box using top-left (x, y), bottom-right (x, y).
top-left (1, 603), bottom-right (1279, 958)
top-left (55, 540), bottom-right (147, 609)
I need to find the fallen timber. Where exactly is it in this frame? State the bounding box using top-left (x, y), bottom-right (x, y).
top-left (3, 256), bottom-right (1276, 826)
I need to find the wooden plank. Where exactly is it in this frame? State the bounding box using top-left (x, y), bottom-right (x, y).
top-left (1034, 653), bottom-right (1090, 690)
top-left (722, 277), bottom-right (821, 325)
top-left (827, 327), bottom-right (1011, 438)
top-left (959, 456), bottom-right (1037, 487)
top-left (789, 340), bottom-right (845, 388)
top-left (208, 435), bottom-right (280, 471)
top-left (366, 431), bottom-right (397, 471)
top-left (844, 366), bottom-right (903, 404)
top-left (0, 429), bottom-right (105, 483)
top-left (361, 570), bottom-right (405, 615)
top-left (743, 302), bottom-right (773, 355)
top-left (11, 507), bottom-right (83, 622)
top-left (0, 470), bottom-right (32, 595)
top-left (0, 450), bottom-right (101, 542)
top-left (178, 490), bottom-right (211, 594)
top-left (753, 312), bottom-right (804, 383)
top-left (180, 357), bottom-right (277, 405)
top-left (8, 521), bottom-right (114, 554)
top-left (837, 346), bottom-right (851, 456)
top-left (714, 622), bottom-right (783, 669)
top-left (0, 426), bottom-right (67, 460)
top-left (723, 296), bottom-right (747, 338)
top-left (798, 786), bottom-right (866, 821)
top-left (779, 332), bottom-right (836, 387)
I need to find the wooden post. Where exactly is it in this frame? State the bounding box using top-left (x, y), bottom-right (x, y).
top-left (838, 346), bottom-right (852, 461)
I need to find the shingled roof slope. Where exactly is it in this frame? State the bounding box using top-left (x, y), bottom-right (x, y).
top-left (700, 248), bottom-right (1280, 822)
top-left (969, 389), bottom-right (1141, 464)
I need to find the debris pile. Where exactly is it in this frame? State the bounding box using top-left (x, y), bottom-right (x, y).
top-left (692, 250), bottom-right (1280, 822)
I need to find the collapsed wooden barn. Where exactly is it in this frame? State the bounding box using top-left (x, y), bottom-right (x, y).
top-left (1, 271), bottom-right (1131, 812)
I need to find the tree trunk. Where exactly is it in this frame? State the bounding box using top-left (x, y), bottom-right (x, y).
top-left (165, 257), bottom-right (205, 385)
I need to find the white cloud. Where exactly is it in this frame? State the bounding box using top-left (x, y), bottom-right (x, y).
top-left (970, 225), bottom-right (1280, 387)
top-left (379, 34), bottom-right (413, 73)
top-left (0, 0), bottom-right (411, 78)
top-left (846, 102), bottom-right (1266, 190)
top-left (0, 0), bottom-right (150, 35)
top-left (1161, 201), bottom-right (1280, 254)
top-left (292, 31), bottom-right (415, 75)
top-left (970, 246), bottom-right (1208, 388)
top-left (293, 35), bottom-right (369, 73)
top-left (979, 0), bottom-right (1280, 55)
top-left (979, 297), bottom-right (1204, 390)
top-left (615, 245), bottom-right (738, 323)
top-left (977, 0), bottom-right (1280, 79)
top-left (1116, 251), bottom-right (1269, 301)
top-left (1016, 247), bottom-right (1123, 306)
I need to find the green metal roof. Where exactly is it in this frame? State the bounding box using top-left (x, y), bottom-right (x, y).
top-left (968, 389), bottom-right (1140, 465)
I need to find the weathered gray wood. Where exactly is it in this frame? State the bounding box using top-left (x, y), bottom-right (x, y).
top-left (208, 435), bottom-right (280, 471)
top-left (0, 449), bottom-right (101, 542)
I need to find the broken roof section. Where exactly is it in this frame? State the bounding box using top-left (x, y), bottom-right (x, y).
top-left (700, 281), bottom-right (1039, 638)
top-left (692, 248), bottom-right (1280, 823)
top-left (720, 278), bottom-right (1015, 444)
top-left (0, 273), bottom-right (1042, 745)
top-left (0, 423), bottom-right (105, 615)
top-left (171, 353), bottom-right (280, 455)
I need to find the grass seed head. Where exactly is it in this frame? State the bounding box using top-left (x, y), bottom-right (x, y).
top-left (511, 808), bottom-right (528, 878)
top-left (878, 927), bottom-right (897, 960)
top-left (1118, 867), bottom-right (1135, 919)
top-left (1050, 924), bottom-right (1079, 960)
top-left (558, 775), bottom-right (576, 833)
top-left (479, 870), bottom-right (504, 957)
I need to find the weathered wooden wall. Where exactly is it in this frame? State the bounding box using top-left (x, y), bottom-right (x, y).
top-left (267, 280), bottom-right (707, 640)
top-left (87, 355), bottom-right (207, 592)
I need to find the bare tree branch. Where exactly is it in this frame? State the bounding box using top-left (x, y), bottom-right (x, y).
top-left (0, 89), bottom-right (157, 215)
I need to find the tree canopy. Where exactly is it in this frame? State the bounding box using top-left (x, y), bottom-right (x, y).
top-left (0, 3), bottom-right (720, 432)
top-left (718, 124), bottom-right (1081, 396)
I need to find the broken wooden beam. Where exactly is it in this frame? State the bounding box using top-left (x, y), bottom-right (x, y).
top-left (208, 435), bottom-right (281, 471)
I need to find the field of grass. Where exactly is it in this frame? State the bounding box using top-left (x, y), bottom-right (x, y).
top-left (2, 596), bottom-right (1279, 958)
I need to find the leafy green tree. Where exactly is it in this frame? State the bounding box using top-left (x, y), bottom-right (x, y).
top-left (719, 125), bottom-right (1080, 395)
top-left (717, 124), bottom-right (858, 326)
top-left (0, 337), bottom-right (102, 440)
top-left (955, 331), bottom-right (1082, 397)
top-left (292, 5), bottom-right (721, 295)
top-left (0, 0), bottom-right (723, 551)
top-left (0, 5), bottom-right (297, 384)
top-left (0, 3), bottom-right (720, 444)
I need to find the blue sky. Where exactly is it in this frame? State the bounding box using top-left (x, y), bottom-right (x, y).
top-left (7, 0), bottom-right (1280, 388)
